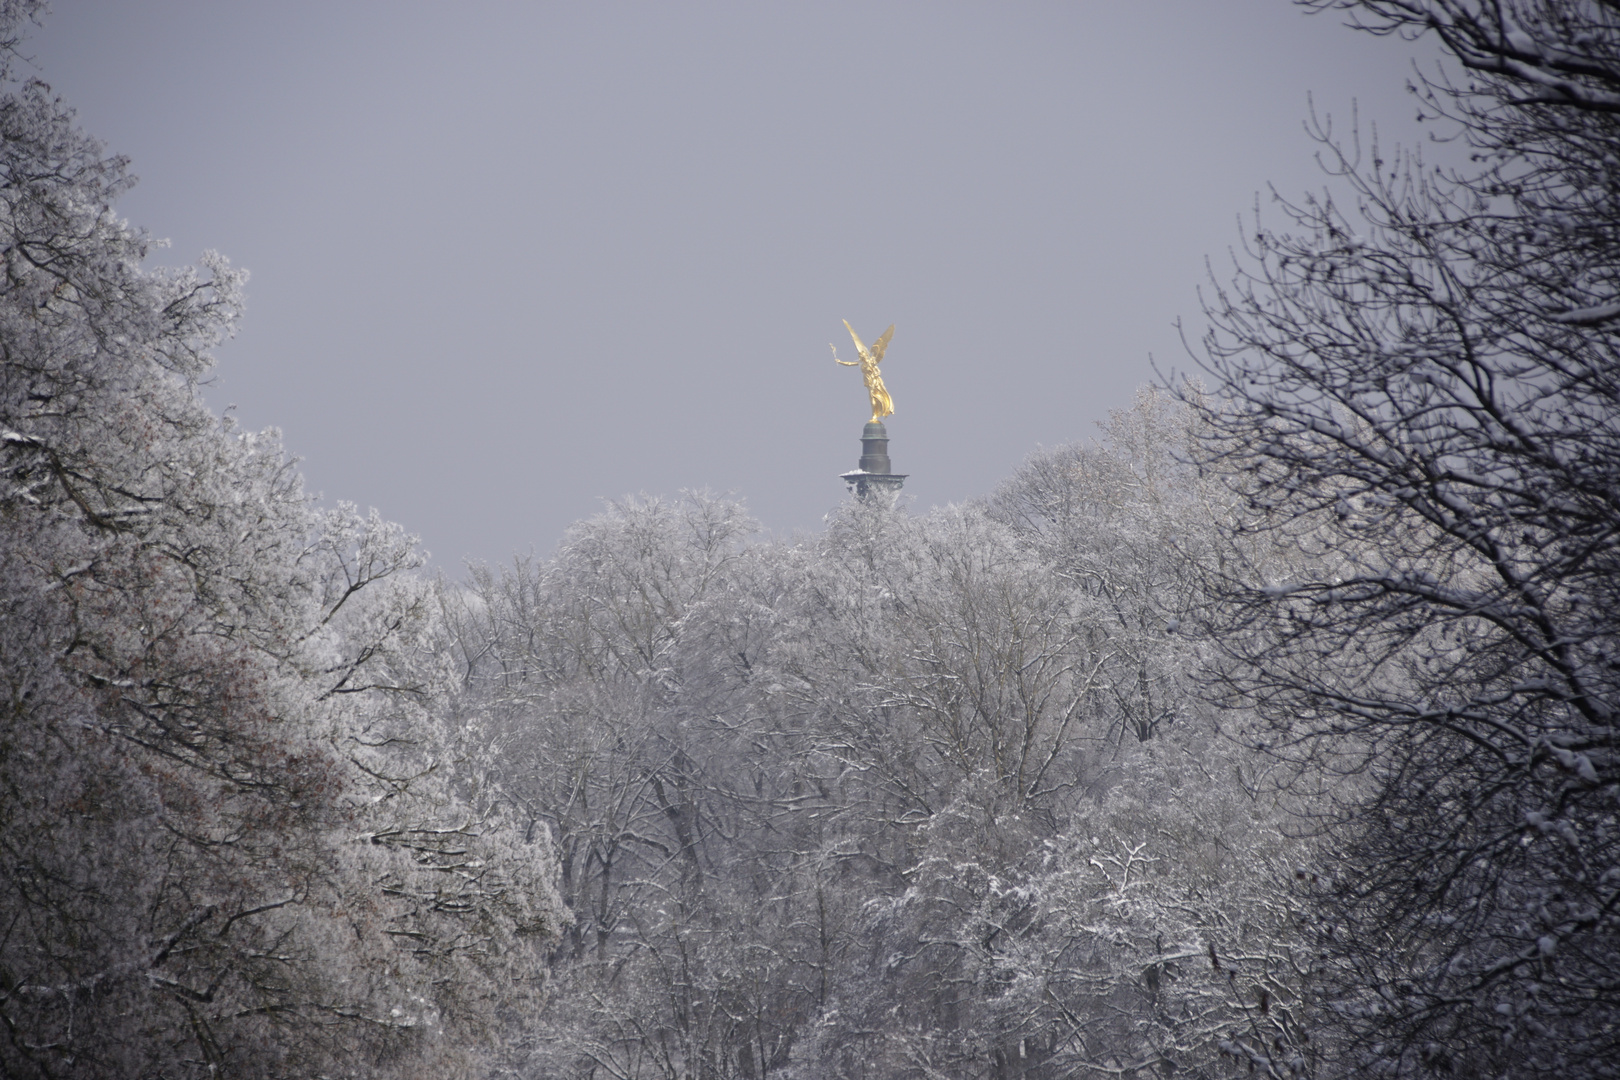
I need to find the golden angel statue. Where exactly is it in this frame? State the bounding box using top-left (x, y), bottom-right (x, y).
top-left (832, 320), bottom-right (895, 423)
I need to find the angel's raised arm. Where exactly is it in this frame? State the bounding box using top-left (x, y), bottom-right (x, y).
top-left (831, 344), bottom-right (858, 366)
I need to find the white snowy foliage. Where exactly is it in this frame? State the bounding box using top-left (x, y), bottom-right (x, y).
top-left (0, 14), bottom-right (562, 1075)
top-left (443, 401), bottom-right (1310, 1080)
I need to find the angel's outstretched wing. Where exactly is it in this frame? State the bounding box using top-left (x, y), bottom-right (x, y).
top-left (869, 324), bottom-right (895, 364)
top-left (843, 319), bottom-right (873, 363)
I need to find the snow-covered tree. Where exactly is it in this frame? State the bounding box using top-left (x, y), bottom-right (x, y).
top-left (443, 493), bottom-right (793, 1079)
top-left (1186, 2), bottom-right (1620, 1075)
top-left (771, 400), bottom-right (1311, 1080)
top-left (437, 394), bottom-right (1315, 1080)
top-left (0, 8), bottom-right (561, 1075)
top-left (986, 387), bottom-right (1221, 746)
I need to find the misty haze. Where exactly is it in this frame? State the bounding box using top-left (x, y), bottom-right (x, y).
top-left (2, 2), bottom-right (1616, 1079)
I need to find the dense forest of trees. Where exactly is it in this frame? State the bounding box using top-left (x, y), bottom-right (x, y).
top-left (1, 1), bottom-right (1614, 1078)
top-left (437, 398), bottom-right (1309, 1078)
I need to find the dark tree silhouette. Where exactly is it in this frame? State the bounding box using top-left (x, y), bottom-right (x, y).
top-left (1186, 2), bottom-right (1620, 1075)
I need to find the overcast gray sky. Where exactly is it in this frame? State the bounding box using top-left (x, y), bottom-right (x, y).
top-left (27, 1), bottom-right (1441, 567)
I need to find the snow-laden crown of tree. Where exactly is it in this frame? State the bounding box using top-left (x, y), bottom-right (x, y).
top-left (0, 3), bottom-right (561, 1076)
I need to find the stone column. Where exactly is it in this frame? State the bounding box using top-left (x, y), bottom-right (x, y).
top-left (841, 420), bottom-right (907, 505)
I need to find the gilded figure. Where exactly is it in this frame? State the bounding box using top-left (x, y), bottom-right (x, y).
top-left (832, 320), bottom-right (895, 423)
